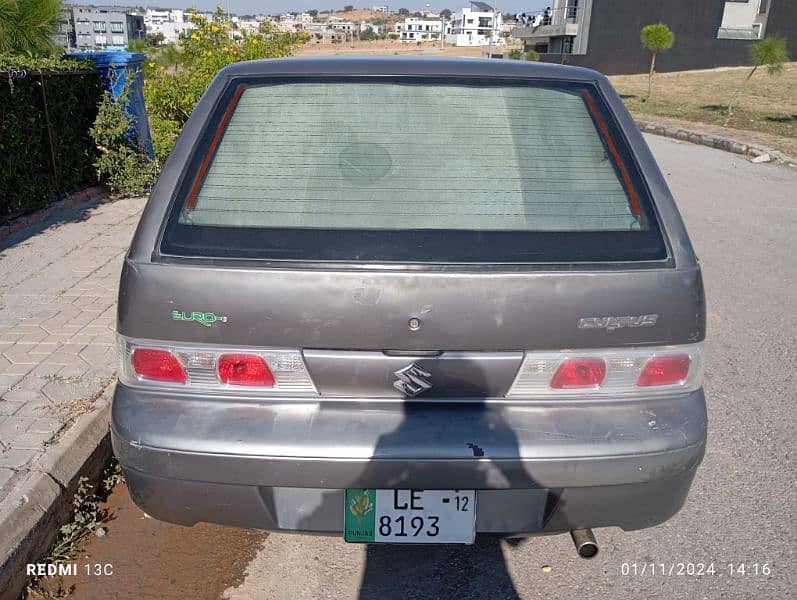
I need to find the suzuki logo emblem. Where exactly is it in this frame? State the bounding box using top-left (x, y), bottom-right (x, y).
top-left (393, 363), bottom-right (433, 397)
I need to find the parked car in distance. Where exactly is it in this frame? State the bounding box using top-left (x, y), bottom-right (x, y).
top-left (112, 57), bottom-right (706, 556)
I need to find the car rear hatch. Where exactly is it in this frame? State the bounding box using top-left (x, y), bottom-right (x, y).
top-left (118, 60), bottom-right (705, 400)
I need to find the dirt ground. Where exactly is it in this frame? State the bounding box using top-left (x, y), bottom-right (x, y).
top-left (27, 482), bottom-right (267, 600)
top-left (296, 38), bottom-right (510, 58)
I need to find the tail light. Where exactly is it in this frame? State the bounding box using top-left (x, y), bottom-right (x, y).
top-left (637, 354), bottom-right (691, 387)
top-left (118, 337), bottom-right (316, 395)
top-left (218, 354), bottom-right (275, 387)
top-left (132, 348), bottom-right (187, 383)
top-left (551, 358), bottom-right (606, 389)
top-left (507, 343), bottom-right (704, 397)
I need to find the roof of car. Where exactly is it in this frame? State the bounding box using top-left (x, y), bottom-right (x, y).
top-left (217, 56), bottom-right (606, 83)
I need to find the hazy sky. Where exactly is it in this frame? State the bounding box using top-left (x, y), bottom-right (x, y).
top-left (75, 2), bottom-right (551, 15)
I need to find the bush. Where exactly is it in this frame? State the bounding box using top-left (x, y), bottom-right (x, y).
top-left (0, 57), bottom-right (102, 221)
top-left (508, 49), bottom-right (523, 60)
top-left (148, 116), bottom-right (181, 164)
top-left (525, 50), bottom-right (540, 61)
top-left (90, 75), bottom-right (157, 195)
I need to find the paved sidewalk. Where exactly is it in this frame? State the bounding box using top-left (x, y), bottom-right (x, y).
top-left (0, 196), bottom-right (144, 501)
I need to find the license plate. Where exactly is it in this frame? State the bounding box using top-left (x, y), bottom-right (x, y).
top-left (344, 489), bottom-right (476, 544)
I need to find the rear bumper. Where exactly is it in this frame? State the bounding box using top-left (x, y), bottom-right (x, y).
top-left (111, 383), bottom-right (707, 534)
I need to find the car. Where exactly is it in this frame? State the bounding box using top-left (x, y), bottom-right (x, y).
top-left (112, 57), bottom-right (706, 556)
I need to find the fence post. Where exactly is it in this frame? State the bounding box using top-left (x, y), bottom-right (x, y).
top-left (37, 72), bottom-right (59, 187)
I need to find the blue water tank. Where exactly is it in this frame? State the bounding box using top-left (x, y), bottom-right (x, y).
top-left (72, 51), bottom-right (154, 160)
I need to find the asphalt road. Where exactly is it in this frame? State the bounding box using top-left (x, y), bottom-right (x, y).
top-left (37, 134), bottom-right (797, 600)
top-left (223, 135), bottom-right (797, 600)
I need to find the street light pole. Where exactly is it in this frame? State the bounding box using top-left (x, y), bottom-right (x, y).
top-left (487, 3), bottom-right (498, 59)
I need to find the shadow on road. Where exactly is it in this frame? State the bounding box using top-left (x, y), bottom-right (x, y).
top-left (297, 361), bottom-right (556, 599)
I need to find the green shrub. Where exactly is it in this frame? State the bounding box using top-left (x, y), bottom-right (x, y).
top-left (0, 57), bottom-right (102, 221)
top-left (525, 50), bottom-right (540, 61)
top-left (508, 48), bottom-right (523, 60)
top-left (149, 115), bottom-right (181, 164)
top-left (90, 75), bottom-right (157, 195)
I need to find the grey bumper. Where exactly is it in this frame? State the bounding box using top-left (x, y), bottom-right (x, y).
top-left (112, 383), bottom-right (706, 533)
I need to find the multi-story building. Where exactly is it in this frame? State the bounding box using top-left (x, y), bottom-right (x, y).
top-left (510, 0), bottom-right (797, 74)
top-left (54, 8), bottom-right (75, 49)
top-left (372, 6), bottom-right (390, 13)
top-left (511, 0), bottom-right (585, 55)
top-left (394, 17), bottom-right (447, 42)
top-left (143, 9), bottom-right (194, 44)
top-left (71, 6), bottom-right (145, 50)
top-left (445, 3), bottom-right (502, 47)
top-left (276, 13), bottom-right (314, 32)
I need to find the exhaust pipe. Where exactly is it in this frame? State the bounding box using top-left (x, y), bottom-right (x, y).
top-left (570, 528), bottom-right (599, 559)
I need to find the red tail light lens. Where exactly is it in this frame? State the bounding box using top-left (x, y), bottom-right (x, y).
top-left (637, 354), bottom-right (691, 386)
top-left (551, 358), bottom-right (606, 389)
top-left (132, 348), bottom-right (187, 383)
top-left (218, 354), bottom-right (275, 387)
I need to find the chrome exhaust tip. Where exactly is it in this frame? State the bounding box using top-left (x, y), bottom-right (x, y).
top-left (570, 528), bottom-right (599, 559)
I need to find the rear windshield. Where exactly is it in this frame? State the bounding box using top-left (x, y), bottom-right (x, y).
top-left (161, 77), bottom-right (666, 263)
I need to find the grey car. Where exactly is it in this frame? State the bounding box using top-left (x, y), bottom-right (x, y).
top-left (112, 57), bottom-right (706, 556)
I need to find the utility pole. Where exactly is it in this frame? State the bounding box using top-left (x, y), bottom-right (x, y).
top-left (487, 4), bottom-right (497, 59)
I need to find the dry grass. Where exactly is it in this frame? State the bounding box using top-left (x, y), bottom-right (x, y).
top-left (611, 63), bottom-right (797, 156)
top-left (296, 38), bottom-right (510, 58)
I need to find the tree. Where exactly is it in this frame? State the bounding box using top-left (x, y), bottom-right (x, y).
top-left (727, 35), bottom-right (789, 116)
top-left (640, 23), bottom-right (675, 100)
top-left (0, 0), bottom-right (63, 56)
top-left (440, 9), bottom-right (451, 19)
top-left (343, 5), bottom-right (353, 11)
top-left (398, 8), bottom-right (410, 16)
top-left (146, 32), bottom-right (165, 46)
top-left (308, 9), bottom-right (318, 17)
top-left (359, 28), bottom-right (379, 41)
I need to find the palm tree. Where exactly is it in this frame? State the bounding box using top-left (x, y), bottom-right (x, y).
top-left (640, 23), bottom-right (675, 100)
top-left (0, 0), bottom-right (63, 56)
top-left (727, 36), bottom-right (790, 117)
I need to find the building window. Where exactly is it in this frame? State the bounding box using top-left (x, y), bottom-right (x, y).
top-left (110, 22), bottom-right (124, 33)
top-left (93, 21), bottom-right (106, 32)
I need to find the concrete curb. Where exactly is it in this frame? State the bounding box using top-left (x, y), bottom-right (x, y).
top-left (636, 120), bottom-right (795, 164)
top-left (0, 185), bottom-right (109, 241)
top-left (0, 382), bottom-right (115, 599)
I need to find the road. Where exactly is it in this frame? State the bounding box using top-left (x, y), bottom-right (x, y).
top-left (31, 135), bottom-right (797, 600)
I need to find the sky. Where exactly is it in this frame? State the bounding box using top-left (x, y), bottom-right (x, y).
top-left (74, 2), bottom-right (551, 15)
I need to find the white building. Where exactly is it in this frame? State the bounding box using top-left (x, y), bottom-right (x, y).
top-left (718, 0), bottom-right (769, 39)
top-left (394, 17), bottom-right (448, 42)
top-left (143, 8), bottom-right (194, 44)
top-left (360, 22), bottom-right (381, 35)
top-left (372, 5), bottom-right (389, 12)
top-left (445, 2), bottom-right (503, 47)
top-left (276, 12), bottom-right (314, 32)
top-left (329, 20), bottom-right (356, 33)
